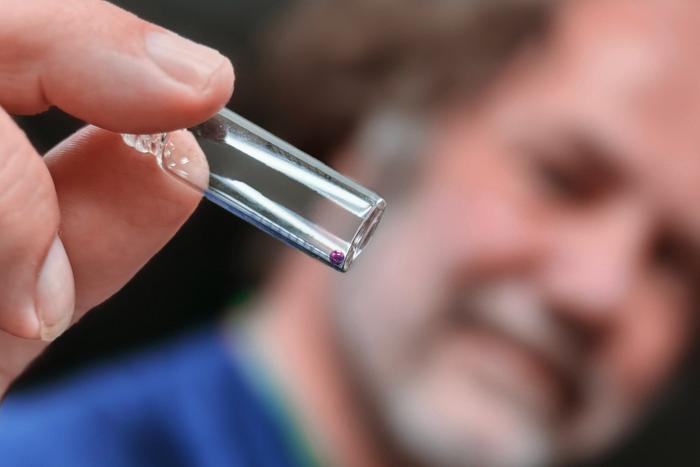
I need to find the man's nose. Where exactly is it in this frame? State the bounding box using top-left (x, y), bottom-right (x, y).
top-left (538, 199), bottom-right (651, 331)
top-left (440, 190), bottom-right (544, 278)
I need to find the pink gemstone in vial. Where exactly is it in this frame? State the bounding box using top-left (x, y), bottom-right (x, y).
top-left (329, 250), bottom-right (345, 266)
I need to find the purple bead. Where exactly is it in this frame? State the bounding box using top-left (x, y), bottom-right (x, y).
top-left (329, 250), bottom-right (345, 266)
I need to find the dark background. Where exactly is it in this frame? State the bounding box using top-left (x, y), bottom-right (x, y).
top-left (11, 1), bottom-right (700, 465)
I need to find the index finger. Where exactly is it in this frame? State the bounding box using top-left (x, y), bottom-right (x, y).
top-left (0, 0), bottom-right (234, 133)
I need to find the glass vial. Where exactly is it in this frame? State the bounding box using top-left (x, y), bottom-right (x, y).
top-left (123, 108), bottom-right (386, 272)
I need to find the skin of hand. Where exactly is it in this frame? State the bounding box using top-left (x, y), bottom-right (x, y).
top-left (0, 0), bottom-right (234, 394)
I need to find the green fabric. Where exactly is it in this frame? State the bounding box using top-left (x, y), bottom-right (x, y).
top-left (232, 324), bottom-right (323, 467)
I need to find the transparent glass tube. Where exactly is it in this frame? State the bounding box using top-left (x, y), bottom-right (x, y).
top-left (122, 108), bottom-right (386, 272)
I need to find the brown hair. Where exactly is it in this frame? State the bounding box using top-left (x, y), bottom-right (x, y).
top-left (254, 0), bottom-right (555, 157)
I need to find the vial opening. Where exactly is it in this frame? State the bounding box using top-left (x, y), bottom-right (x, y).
top-left (344, 199), bottom-right (386, 270)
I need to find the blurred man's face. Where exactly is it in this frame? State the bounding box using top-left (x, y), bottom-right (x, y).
top-left (332, 1), bottom-right (700, 465)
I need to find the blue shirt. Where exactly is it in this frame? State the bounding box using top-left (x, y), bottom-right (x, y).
top-left (0, 325), bottom-right (315, 467)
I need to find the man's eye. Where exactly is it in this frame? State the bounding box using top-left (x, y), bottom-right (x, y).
top-left (530, 158), bottom-right (598, 204)
top-left (652, 233), bottom-right (693, 279)
top-left (517, 132), bottom-right (620, 206)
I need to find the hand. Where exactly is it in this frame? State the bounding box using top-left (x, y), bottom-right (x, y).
top-left (0, 0), bottom-right (234, 393)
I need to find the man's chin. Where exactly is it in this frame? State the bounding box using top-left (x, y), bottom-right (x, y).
top-left (377, 374), bottom-right (557, 467)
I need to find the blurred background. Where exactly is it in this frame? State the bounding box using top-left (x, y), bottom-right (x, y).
top-left (10, 1), bottom-right (700, 466)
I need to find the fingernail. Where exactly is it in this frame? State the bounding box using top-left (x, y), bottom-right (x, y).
top-left (35, 236), bottom-right (75, 342)
top-left (145, 31), bottom-right (227, 90)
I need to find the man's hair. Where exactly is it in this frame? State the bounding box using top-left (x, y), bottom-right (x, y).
top-left (253, 0), bottom-right (556, 157)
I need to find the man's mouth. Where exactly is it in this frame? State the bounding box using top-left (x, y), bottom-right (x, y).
top-left (439, 285), bottom-right (586, 423)
top-left (451, 325), bottom-right (582, 421)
